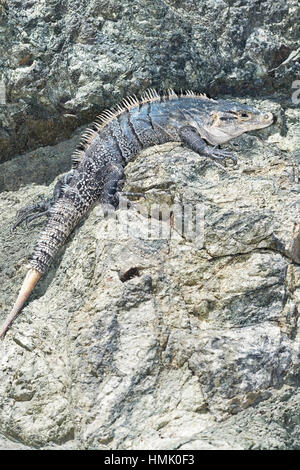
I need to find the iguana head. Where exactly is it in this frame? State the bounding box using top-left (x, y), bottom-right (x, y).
top-left (184, 99), bottom-right (273, 146)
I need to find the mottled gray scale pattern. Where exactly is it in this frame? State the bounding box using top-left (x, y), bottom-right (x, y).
top-left (108, 118), bottom-right (135, 162)
top-left (30, 198), bottom-right (82, 273)
top-left (115, 112), bottom-right (143, 162)
top-left (147, 101), bottom-right (178, 144)
top-left (128, 104), bottom-right (162, 148)
top-left (84, 132), bottom-right (123, 168)
top-left (31, 170), bottom-right (104, 273)
top-left (66, 170), bottom-right (104, 211)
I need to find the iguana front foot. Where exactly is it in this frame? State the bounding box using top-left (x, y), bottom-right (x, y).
top-left (179, 125), bottom-right (237, 166)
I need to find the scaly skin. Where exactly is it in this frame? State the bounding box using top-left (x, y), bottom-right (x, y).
top-left (0, 89), bottom-right (273, 337)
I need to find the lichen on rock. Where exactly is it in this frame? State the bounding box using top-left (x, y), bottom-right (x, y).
top-left (0, 97), bottom-right (299, 449)
top-left (0, 0), bottom-right (299, 451)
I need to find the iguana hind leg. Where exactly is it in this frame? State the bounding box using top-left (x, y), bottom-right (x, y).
top-left (11, 199), bottom-right (52, 231)
top-left (100, 164), bottom-right (145, 215)
top-left (116, 178), bottom-right (145, 202)
top-left (11, 172), bottom-right (74, 231)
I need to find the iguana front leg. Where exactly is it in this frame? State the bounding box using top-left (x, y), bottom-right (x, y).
top-left (179, 125), bottom-right (237, 165)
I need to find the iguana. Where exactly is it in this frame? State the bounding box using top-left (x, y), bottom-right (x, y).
top-left (0, 89), bottom-right (273, 338)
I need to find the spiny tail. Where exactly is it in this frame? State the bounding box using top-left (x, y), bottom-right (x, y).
top-left (29, 196), bottom-right (82, 273)
top-left (0, 268), bottom-right (42, 338)
top-left (0, 194), bottom-right (84, 338)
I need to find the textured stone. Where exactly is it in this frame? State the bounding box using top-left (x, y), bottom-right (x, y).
top-left (0, 97), bottom-right (299, 449)
top-left (0, 0), bottom-right (299, 451)
top-left (0, 0), bottom-right (299, 160)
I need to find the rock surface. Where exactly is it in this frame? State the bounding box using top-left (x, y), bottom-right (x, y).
top-left (0, 0), bottom-right (299, 160)
top-left (0, 96), bottom-right (299, 449)
top-left (0, 0), bottom-right (299, 452)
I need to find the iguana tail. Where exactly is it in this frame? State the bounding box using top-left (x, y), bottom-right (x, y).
top-left (0, 268), bottom-right (42, 338)
top-left (0, 167), bottom-right (102, 338)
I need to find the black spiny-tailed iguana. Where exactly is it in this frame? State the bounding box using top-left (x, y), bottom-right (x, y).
top-left (0, 89), bottom-right (273, 338)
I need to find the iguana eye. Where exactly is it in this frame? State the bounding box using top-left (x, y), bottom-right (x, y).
top-left (241, 113), bottom-right (249, 118)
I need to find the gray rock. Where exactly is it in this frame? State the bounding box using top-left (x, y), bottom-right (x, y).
top-left (0, 98), bottom-right (299, 449)
top-left (0, 0), bottom-right (299, 451)
top-left (0, 0), bottom-right (299, 160)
